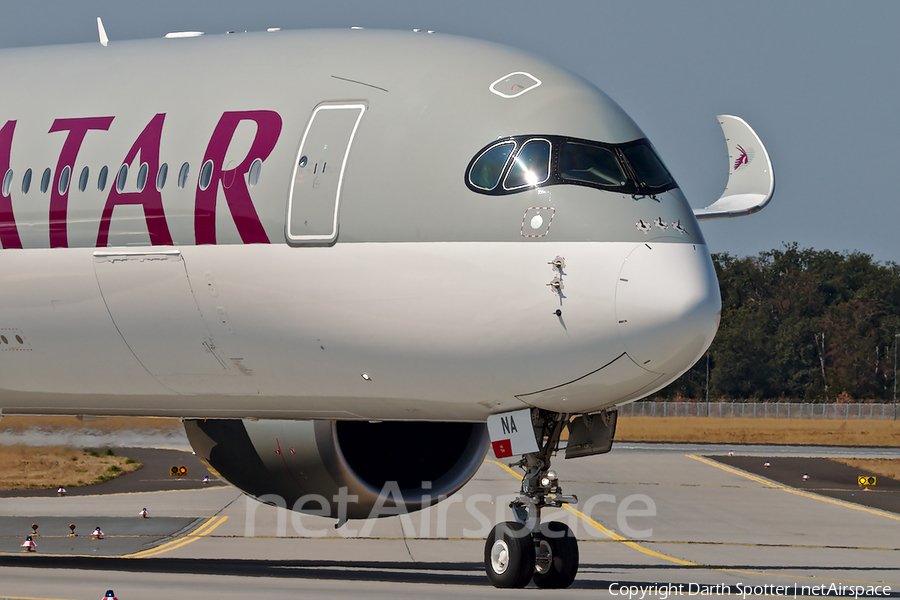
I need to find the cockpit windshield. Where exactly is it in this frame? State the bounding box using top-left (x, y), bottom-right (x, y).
top-left (560, 142), bottom-right (627, 187)
top-left (621, 144), bottom-right (673, 188)
top-left (469, 142), bottom-right (515, 190)
top-left (504, 139), bottom-right (551, 190)
top-left (465, 134), bottom-right (675, 196)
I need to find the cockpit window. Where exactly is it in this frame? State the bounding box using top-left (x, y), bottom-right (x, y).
top-left (465, 134), bottom-right (676, 196)
top-left (503, 139), bottom-right (551, 190)
top-left (469, 141), bottom-right (515, 190)
top-left (622, 144), bottom-right (673, 188)
top-left (560, 143), bottom-right (627, 187)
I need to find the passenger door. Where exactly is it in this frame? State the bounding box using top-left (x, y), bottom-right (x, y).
top-left (286, 103), bottom-right (366, 245)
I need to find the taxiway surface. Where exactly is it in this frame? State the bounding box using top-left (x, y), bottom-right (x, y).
top-left (0, 444), bottom-right (897, 599)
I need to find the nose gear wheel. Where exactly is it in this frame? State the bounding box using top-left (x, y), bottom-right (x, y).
top-left (533, 521), bottom-right (579, 588)
top-left (484, 521), bottom-right (535, 588)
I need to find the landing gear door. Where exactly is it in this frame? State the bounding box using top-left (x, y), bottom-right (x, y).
top-left (286, 103), bottom-right (366, 246)
top-left (565, 409), bottom-right (617, 459)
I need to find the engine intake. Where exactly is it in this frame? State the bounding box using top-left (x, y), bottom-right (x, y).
top-left (185, 419), bottom-right (489, 520)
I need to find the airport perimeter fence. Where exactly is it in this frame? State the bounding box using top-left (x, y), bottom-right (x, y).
top-left (619, 401), bottom-right (898, 420)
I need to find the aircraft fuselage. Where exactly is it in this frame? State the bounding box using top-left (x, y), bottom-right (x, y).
top-left (0, 29), bottom-right (720, 421)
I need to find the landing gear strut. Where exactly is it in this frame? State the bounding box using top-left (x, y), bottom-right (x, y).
top-left (484, 410), bottom-right (579, 589)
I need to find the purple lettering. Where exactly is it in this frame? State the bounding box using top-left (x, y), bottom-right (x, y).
top-left (96, 113), bottom-right (173, 247)
top-left (194, 110), bottom-right (281, 245)
top-left (49, 117), bottom-right (115, 248)
top-left (0, 120), bottom-right (22, 249)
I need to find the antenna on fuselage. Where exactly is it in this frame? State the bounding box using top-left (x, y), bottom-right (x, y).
top-left (97, 17), bottom-right (109, 47)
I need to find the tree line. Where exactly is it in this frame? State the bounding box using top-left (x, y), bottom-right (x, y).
top-left (657, 244), bottom-right (900, 401)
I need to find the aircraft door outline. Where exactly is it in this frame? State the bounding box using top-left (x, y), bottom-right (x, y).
top-left (286, 102), bottom-right (366, 246)
top-left (92, 249), bottom-right (230, 394)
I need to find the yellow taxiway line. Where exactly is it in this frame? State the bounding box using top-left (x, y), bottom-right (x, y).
top-left (687, 454), bottom-right (900, 523)
top-left (484, 457), bottom-right (899, 587)
top-left (125, 514), bottom-right (228, 558)
top-left (486, 459), bottom-right (697, 566)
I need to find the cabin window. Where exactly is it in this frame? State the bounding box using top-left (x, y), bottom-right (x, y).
top-left (78, 166), bottom-right (90, 192)
top-left (58, 166), bottom-right (72, 195)
top-left (2, 169), bottom-right (12, 197)
top-left (199, 160), bottom-right (214, 191)
top-left (116, 164), bottom-right (128, 193)
top-left (98, 166), bottom-right (109, 191)
top-left (560, 143), bottom-right (627, 187)
top-left (248, 158), bottom-right (262, 187)
top-left (21, 168), bottom-right (32, 194)
top-left (469, 141), bottom-right (515, 190)
top-left (136, 162), bottom-right (149, 192)
top-left (40, 168), bottom-right (51, 194)
top-left (503, 139), bottom-right (551, 190)
top-left (157, 163), bottom-right (168, 190)
top-left (177, 162), bottom-right (190, 189)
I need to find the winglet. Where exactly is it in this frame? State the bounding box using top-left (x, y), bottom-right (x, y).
top-left (693, 115), bottom-right (774, 220)
top-left (97, 17), bottom-right (109, 47)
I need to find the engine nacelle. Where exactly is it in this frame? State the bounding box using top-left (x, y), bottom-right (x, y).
top-left (184, 419), bottom-right (489, 520)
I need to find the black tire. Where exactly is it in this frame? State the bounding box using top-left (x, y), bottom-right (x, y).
top-left (484, 521), bottom-right (536, 588)
top-left (532, 521), bottom-right (578, 589)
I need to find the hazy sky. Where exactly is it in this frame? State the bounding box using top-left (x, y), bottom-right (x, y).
top-left (1, 1), bottom-right (898, 263)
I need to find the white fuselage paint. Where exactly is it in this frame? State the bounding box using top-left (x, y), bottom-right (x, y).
top-left (0, 30), bottom-right (721, 422)
top-left (0, 240), bottom-right (717, 420)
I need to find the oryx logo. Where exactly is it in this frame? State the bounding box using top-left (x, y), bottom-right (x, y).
top-left (734, 144), bottom-right (752, 170)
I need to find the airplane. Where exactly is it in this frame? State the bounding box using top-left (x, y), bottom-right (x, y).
top-left (0, 23), bottom-right (774, 589)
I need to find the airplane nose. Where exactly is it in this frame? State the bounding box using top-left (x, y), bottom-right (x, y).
top-left (615, 242), bottom-right (721, 375)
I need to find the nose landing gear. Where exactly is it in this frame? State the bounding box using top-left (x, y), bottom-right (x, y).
top-left (484, 411), bottom-right (579, 589)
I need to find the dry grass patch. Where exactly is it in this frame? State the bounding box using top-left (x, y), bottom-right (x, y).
top-left (0, 415), bottom-right (181, 434)
top-left (829, 458), bottom-right (900, 481)
top-left (616, 417), bottom-right (899, 447)
top-left (0, 445), bottom-right (142, 490)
